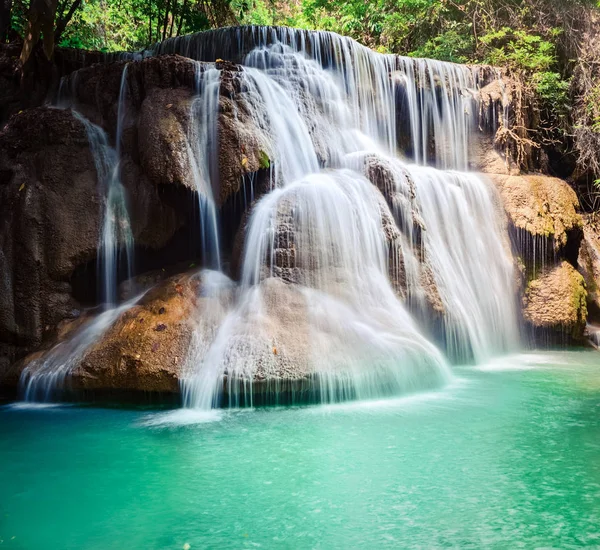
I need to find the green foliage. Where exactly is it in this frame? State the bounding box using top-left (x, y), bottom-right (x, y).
top-left (586, 82), bottom-right (600, 132)
top-left (479, 28), bottom-right (556, 72)
top-left (58, 0), bottom-right (149, 51)
top-left (258, 150), bottom-right (270, 169)
top-left (534, 71), bottom-right (571, 119)
top-left (410, 26), bottom-right (474, 63)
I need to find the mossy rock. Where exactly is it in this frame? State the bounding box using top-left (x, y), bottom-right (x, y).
top-left (523, 261), bottom-right (587, 341)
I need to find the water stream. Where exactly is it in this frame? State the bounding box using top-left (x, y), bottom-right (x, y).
top-left (19, 67), bottom-right (135, 402)
top-left (179, 33), bottom-right (518, 408)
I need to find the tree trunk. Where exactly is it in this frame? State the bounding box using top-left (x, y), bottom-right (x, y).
top-left (54, 0), bottom-right (82, 44)
top-left (176, 0), bottom-right (187, 36)
top-left (0, 0), bottom-right (12, 42)
top-left (167, 0), bottom-right (176, 38)
top-left (20, 0), bottom-right (59, 66)
top-left (161, 0), bottom-right (170, 41)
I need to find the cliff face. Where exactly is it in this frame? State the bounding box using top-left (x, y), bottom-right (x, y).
top-left (1, 30), bottom-right (598, 401)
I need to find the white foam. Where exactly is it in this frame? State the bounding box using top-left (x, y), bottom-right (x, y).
top-left (4, 402), bottom-right (69, 411)
top-left (138, 409), bottom-right (223, 427)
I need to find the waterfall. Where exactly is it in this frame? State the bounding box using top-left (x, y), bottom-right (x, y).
top-left (144, 26), bottom-right (484, 169)
top-left (187, 64), bottom-right (222, 269)
top-left (179, 32), bottom-right (518, 409)
top-left (19, 296), bottom-right (142, 402)
top-left (19, 67), bottom-right (136, 402)
top-left (33, 27), bottom-right (520, 407)
top-left (72, 111), bottom-right (134, 309)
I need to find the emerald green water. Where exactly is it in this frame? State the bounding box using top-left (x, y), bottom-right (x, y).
top-left (1, 351), bottom-right (600, 549)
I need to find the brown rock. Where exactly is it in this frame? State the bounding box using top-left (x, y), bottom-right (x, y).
top-left (523, 261), bottom-right (587, 340)
top-left (70, 271), bottom-right (232, 394)
top-left (488, 174), bottom-right (582, 249)
top-left (0, 107), bottom-right (101, 363)
top-left (578, 213), bottom-right (600, 316)
top-left (138, 87), bottom-right (195, 190)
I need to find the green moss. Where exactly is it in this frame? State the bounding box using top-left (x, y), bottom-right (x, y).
top-left (258, 150), bottom-right (270, 170)
top-left (570, 268), bottom-right (588, 323)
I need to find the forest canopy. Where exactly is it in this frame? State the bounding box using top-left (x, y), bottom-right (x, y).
top-left (0, 0), bottom-right (597, 59)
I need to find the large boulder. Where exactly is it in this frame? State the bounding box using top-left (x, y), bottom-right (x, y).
top-left (578, 214), bottom-right (600, 316)
top-left (523, 261), bottom-right (588, 341)
top-left (0, 108), bottom-right (102, 368)
top-left (137, 87), bottom-right (195, 190)
top-left (19, 270), bottom-right (234, 395)
top-left (488, 174), bottom-right (583, 253)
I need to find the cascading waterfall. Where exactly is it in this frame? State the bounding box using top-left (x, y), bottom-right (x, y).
top-left (25, 27), bottom-right (520, 407)
top-left (143, 26), bottom-right (484, 167)
top-left (19, 67), bottom-right (136, 402)
top-left (188, 64), bottom-right (222, 269)
top-left (179, 31), bottom-right (518, 409)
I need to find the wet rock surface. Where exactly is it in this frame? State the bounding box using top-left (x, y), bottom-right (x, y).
top-left (523, 261), bottom-right (588, 342)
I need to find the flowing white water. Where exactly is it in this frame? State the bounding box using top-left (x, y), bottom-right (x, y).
top-left (42, 28), bottom-right (520, 408)
top-left (20, 295), bottom-right (143, 402)
top-left (73, 111), bottom-right (134, 308)
top-left (20, 68), bottom-right (137, 403)
top-left (147, 26), bottom-right (484, 168)
top-left (177, 32), bottom-right (519, 408)
top-left (188, 64), bottom-right (222, 269)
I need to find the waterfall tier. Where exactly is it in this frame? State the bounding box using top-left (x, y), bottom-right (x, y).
top-left (14, 26), bottom-right (521, 407)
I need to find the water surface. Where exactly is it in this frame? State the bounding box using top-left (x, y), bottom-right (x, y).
top-left (1, 351), bottom-right (600, 549)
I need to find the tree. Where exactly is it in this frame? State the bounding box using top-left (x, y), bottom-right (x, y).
top-left (0, 0), bottom-right (12, 42)
top-left (19, 0), bottom-right (59, 65)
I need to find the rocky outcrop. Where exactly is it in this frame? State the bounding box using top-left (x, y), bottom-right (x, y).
top-left (62, 56), bottom-right (273, 208)
top-left (0, 108), bottom-right (102, 370)
top-left (488, 174), bottom-right (583, 252)
top-left (0, 105), bottom-right (193, 371)
top-left (523, 261), bottom-right (588, 341)
top-left (487, 173), bottom-right (589, 342)
top-left (17, 270), bottom-right (234, 395)
top-left (73, 272), bottom-right (218, 393)
top-left (137, 87), bottom-right (195, 190)
top-left (578, 214), bottom-right (600, 317)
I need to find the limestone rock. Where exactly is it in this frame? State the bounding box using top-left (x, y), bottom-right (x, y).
top-left (523, 261), bottom-right (587, 340)
top-left (0, 107), bottom-right (101, 363)
top-left (578, 214), bottom-right (600, 316)
top-left (138, 87), bottom-right (195, 190)
top-left (39, 271), bottom-right (231, 394)
top-left (489, 174), bottom-right (582, 246)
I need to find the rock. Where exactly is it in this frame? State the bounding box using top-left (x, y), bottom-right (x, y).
top-left (19, 271), bottom-right (234, 395)
top-left (488, 173), bottom-right (583, 256)
top-left (0, 105), bottom-right (193, 370)
top-left (217, 278), bottom-right (313, 399)
top-left (578, 214), bottom-right (600, 316)
top-left (471, 134), bottom-right (519, 175)
top-left (523, 261), bottom-right (587, 341)
top-left (137, 87), bottom-right (196, 190)
top-left (218, 72), bottom-right (273, 206)
top-left (119, 156), bottom-right (185, 249)
top-left (0, 107), bottom-right (101, 364)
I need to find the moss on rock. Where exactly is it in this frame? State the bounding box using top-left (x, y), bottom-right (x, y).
top-left (488, 174), bottom-right (582, 248)
top-left (523, 261), bottom-right (587, 340)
